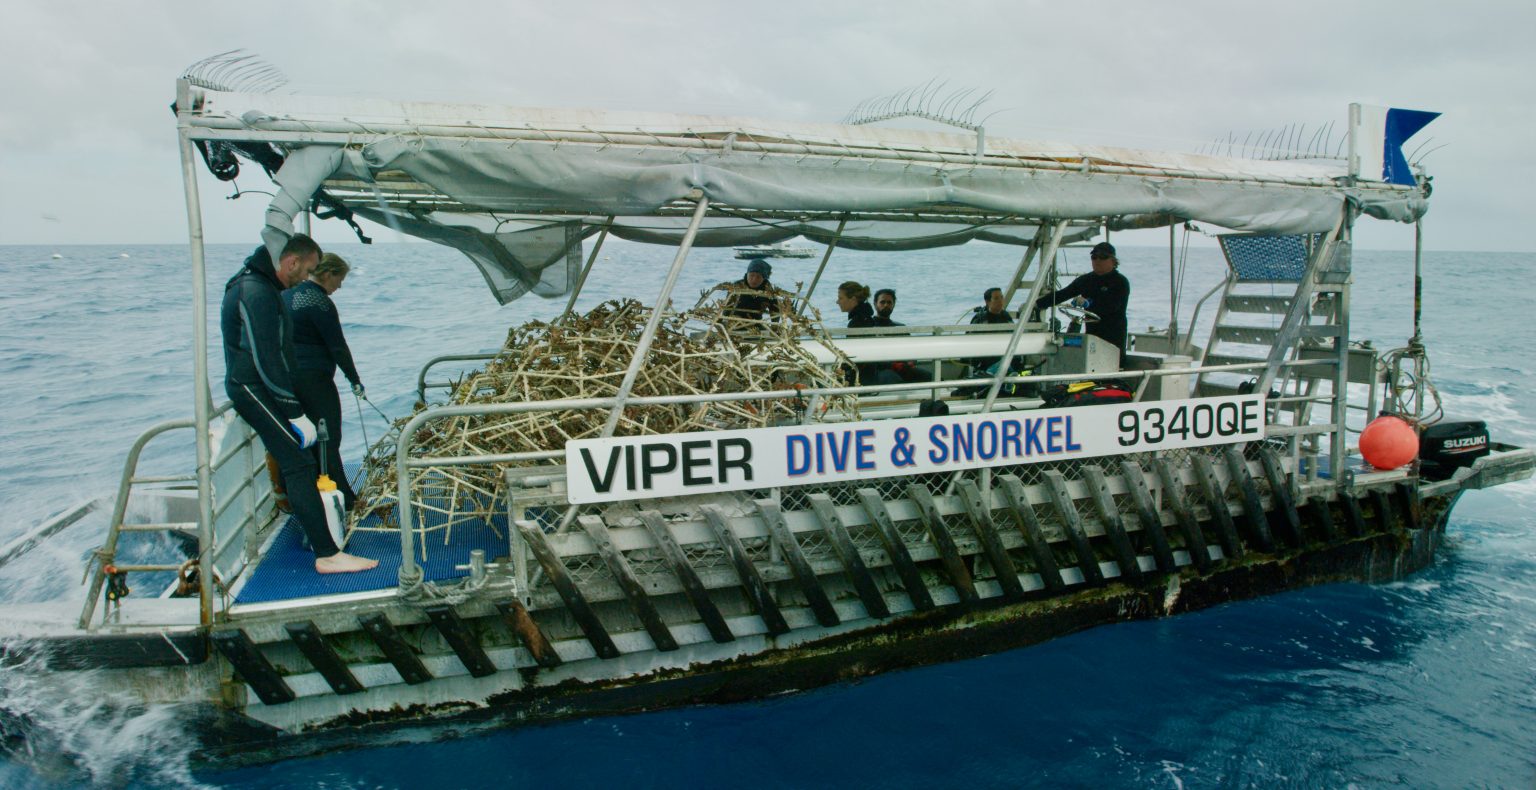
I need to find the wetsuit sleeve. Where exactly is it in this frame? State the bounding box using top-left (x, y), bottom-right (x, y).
top-left (1034, 273), bottom-right (1090, 309)
top-left (235, 278), bottom-right (304, 419)
top-left (314, 296), bottom-right (362, 386)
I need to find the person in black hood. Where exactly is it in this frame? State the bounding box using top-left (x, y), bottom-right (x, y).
top-left (1034, 241), bottom-right (1131, 352)
top-left (722, 258), bottom-right (784, 323)
top-left (837, 281), bottom-right (876, 327)
top-left (283, 252), bottom-right (366, 511)
top-left (221, 234), bottom-right (378, 575)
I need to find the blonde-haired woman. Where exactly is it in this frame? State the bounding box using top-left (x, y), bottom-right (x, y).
top-left (282, 252), bottom-right (366, 511)
top-left (837, 281), bottom-right (876, 328)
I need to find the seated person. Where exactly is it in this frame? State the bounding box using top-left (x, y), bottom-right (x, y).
top-left (1032, 241), bottom-right (1130, 353)
top-left (971, 287), bottom-right (1012, 324)
top-left (967, 286), bottom-right (1012, 374)
top-left (866, 288), bottom-right (923, 383)
top-left (721, 258), bottom-right (784, 322)
top-left (872, 288), bottom-right (903, 327)
top-left (837, 281), bottom-right (877, 328)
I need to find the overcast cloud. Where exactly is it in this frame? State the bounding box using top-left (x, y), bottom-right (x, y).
top-left (1, 0), bottom-right (1530, 251)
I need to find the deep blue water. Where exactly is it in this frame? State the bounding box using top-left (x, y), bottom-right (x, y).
top-left (0, 240), bottom-right (1532, 788)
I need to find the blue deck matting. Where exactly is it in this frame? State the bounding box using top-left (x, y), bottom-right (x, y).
top-left (234, 510), bottom-right (509, 605)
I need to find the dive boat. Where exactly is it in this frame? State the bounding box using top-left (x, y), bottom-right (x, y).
top-left (0, 73), bottom-right (1529, 769)
top-left (734, 241), bottom-right (819, 259)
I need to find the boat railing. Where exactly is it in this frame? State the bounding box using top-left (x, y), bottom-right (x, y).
top-left (413, 326), bottom-right (1030, 405)
top-left (79, 400), bottom-right (277, 629)
top-left (416, 352), bottom-right (501, 403)
top-left (1178, 276), bottom-right (1234, 357)
top-left (390, 357), bottom-right (1352, 588)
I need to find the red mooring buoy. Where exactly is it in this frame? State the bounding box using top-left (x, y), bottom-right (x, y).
top-left (1360, 414), bottom-right (1418, 470)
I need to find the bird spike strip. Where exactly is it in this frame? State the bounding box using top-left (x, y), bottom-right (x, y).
top-left (352, 287), bottom-right (858, 540)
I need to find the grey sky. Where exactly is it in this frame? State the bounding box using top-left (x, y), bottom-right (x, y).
top-left (2, 0), bottom-right (1530, 251)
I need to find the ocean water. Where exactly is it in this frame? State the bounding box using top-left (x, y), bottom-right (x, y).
top-left (0, 240), bottom-right (1532, 788)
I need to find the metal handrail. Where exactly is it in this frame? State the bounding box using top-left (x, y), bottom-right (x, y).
top-left (1180, 276), bottom-right (1232, 356)
top-left (79, 402), bottom-right (237, 629)
top-left (416, 353), bottom-right (501, 402)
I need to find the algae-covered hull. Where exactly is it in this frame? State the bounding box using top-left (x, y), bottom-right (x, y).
top-left (187, 473), bottom-right (1454, 767)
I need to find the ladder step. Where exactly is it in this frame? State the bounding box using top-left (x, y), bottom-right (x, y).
top-left (1213, 325), bottom-right (1281, 345)
top-left (1299, 324), bottom-right (1342, 338)
top-left (1195, 381), bottom-right (1243, 398)
top-left (1224, 294), bottom-right (1292, 314)
top-left (1204, 353), bottom-right (1267, 370)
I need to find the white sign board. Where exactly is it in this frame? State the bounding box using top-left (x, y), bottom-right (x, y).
top-left (565, 395), bottom-right (1266, 504)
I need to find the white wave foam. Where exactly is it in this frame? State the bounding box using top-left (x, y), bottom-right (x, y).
top-left (0, 640), bottom-right (208, 788)
top-left (1454, 382), bottom-right (1536, 441)
top-left (1159, 760), bottom-right (1187, 790)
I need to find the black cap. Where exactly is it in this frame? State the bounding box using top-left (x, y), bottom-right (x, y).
top-left (1090, 241), bottom-right (1116, 260)
top-left (746, 258), bottom-right (772, 277)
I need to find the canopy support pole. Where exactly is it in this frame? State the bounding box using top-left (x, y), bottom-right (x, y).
top-left (797, 215), bottom-right (847, 315)
top-left (1168, 223), bottom-right (1179, 342)
top-left (600, 196), bottom-right (710, 438)
top-left (1411, 217), bottom-right (1424, 346)
top-left (1326, 204), bottom-right (1358, 481)
top-left (982, 220), bottom-right (1068, 413)
top-left (537, 198), bottom-right (711, 540)
top-left (999, 224), bottom-right (1046, 310)
top-left (176, 80), bottom-right (217, 626)
top-left (559, 218), bottom-right (613, 322)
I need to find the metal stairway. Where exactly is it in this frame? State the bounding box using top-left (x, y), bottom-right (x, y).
top-left (1196, 233), bottom-right (1337, 409)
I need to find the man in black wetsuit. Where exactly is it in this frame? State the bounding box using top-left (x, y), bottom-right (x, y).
top-left (971, 287), bottom-right (1012, 325)
top-left (1033, 241), bottom-right (1131, 353)
top-left (220, 234), bottom-right (378, 575)
top-left (962, 286), bottom-right (1015, 378)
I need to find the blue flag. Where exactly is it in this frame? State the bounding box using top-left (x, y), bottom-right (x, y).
top-left (1381, 108), bottom-right (1440, 186)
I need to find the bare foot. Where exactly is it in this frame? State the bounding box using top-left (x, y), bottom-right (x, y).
top-left (315, 552), bottom-right (380, 574)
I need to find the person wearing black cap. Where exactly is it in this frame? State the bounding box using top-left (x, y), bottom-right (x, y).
top-left (722, 258), bottom-right (783, 322)
top-left (1033, 241), bottom-right (1131, 353)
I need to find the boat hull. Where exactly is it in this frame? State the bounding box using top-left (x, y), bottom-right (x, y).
top-left (4, 484), bottom-right (1457, 770)
top-left (197, 494), bottom-right (1446, 766)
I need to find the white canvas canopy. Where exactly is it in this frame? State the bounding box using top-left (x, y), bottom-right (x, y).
top-left (176, 84), bottom-right (1430, 304)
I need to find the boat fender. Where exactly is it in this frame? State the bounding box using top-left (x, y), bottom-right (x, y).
top-left (1360, 414), bottom-right (1418, 470)
top-left (264, 452), bottom-right (291, 513)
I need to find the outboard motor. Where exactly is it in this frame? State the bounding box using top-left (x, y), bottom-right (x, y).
top-left (1420, 420), bottom-right (1491, 481)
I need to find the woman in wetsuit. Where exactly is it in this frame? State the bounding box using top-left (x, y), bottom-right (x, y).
top-left (837, 281), bottom-right (876, 328)
top-left (283, 253), bottom-right (366, 509)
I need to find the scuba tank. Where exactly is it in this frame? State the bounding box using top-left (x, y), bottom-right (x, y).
top-left (315, 419), bottom-right (348, 550)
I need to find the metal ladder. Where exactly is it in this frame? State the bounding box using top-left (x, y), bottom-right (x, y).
top-left (1194, 230), bottom-right (1354, 479)
top-left (1197, 234), bottom-right (1332, 402)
